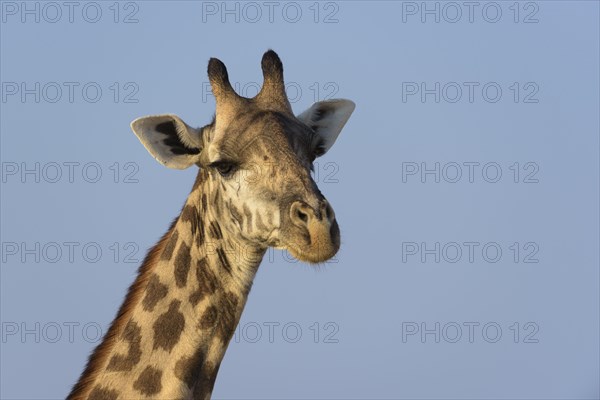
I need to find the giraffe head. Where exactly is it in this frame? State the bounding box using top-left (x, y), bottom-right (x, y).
top-left (131, 50), bottom-right (355, 263)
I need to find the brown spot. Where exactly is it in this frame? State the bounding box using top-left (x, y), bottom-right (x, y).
top-left (209, 221), bottom-right (223, 240)
top-left (195, 216), bottom-right (205, 248)
top-left (88, 386), bottom-right (118, 400)
top-left (192, 361), bottom-right (220, 399)
top-left (189, 258), bottom-right (219, 306)
top-left (161, 229), bottom-right (179, 260)
top-left (106, 320), bottom-right (142, 371)
top-left (215, 292), bottom-right (239, 345)
top-left (199, 305), bottom-right (218, 329)
top-left (153, 300), bottom-right (185, 352)
top-left (229, 204), bottom-right (243, 228)
top-left (263, 155), bottom-right (269, 161)
top-left (216, 247), bottom-right (232, 274)
top-left (174, 242), bottom-right (191, 288)
top-left (212, 191), bottom-right (222, 215)
top-left (133, 366), bottom-right (163, 395)
top-left (189, 292), bottom-right (203, 307)
top-left (174, 347), bottom-right (205, 388)
top-left (181, 205), bottom-right (200, 236)
top-left (142, 274), bottom-right (168, 312)
top-left (201, 194), bottom-right (207, 212)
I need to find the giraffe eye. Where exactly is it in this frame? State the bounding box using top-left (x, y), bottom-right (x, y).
top-left (210, 161), bottom-right (237, 177)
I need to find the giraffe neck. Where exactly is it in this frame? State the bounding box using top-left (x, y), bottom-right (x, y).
top-left (68, 175), bottom-right (266, 400)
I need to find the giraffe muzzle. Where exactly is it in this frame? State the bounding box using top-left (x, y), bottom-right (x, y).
top-left (286, 199), bottom-right (340, 263)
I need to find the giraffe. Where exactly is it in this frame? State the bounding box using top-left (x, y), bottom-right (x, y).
top-left (67, 50), bottom-right (355, 400)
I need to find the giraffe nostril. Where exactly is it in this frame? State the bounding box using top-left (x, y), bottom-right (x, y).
top-left (290, 202), bottom-right (312, 227)
top-left (296, 209), bottom-right (308, 223)
top-left (323, 201), bottom-right (335, 223)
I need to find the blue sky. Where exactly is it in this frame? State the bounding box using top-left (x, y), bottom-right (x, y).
top-left (1, 1), bottom-right (599, 398)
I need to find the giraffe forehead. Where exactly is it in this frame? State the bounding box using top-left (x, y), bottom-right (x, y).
top-left (210, 111), bottom-right (314, 162)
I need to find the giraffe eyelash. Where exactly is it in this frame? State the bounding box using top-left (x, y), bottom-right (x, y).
top-left (208, 160), bottom-right (239, 177)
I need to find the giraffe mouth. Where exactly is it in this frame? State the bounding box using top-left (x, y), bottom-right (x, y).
top-left (285, 242), bottom-right (339, 264)
top-left (282, 219), bottom-right (340, 264)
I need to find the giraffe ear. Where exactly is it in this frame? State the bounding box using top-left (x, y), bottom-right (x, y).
top-left (297, 99), bottom-right (355, 157)
top-left (131, 114), bottom-right (203, 169)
